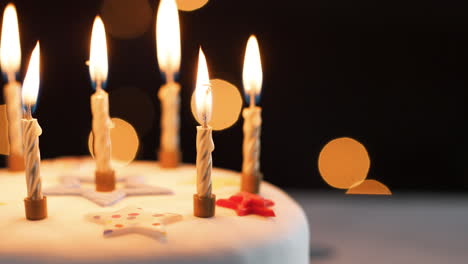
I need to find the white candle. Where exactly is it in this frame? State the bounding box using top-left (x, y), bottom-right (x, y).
top-left (89, 16), bottom-right (113, 173)
top-left (241, 35), bottom-right (263, 180)
top-left (156, 0), bottom-right (181, 154)
top-left (242, 107), bottom-right (261, 176)
top-left (4, 81), bottom-right (22, 155)
top-left (91, 88), bottom-right (112, 172)
top-left (194, 48), bottom-right (214, 197)
top-left (158, 82), bottom-right (180, 151)
top-left (22, 117), bottom-right (42, 199)
top-left (21, 42), bottom-right (42, 200)
top-left (196, 125), bottom-right (214, 197)
top-left (0, 4), bottom-right (23, 158)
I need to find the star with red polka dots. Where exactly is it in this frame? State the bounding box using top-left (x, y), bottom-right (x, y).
top-left (87, 206), bottom-right (182, 239)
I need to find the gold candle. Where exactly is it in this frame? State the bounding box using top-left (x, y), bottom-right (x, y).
top-left (0, 3), bottom-right (24, 171)
top-left (156, 0), bottom-right (182, 168)
top-left (241, 35), bottom-right (263, 194)
top-left (89, 16), bottom-right (115, 192)
top-left (193, 48), bottom-right (215, 218)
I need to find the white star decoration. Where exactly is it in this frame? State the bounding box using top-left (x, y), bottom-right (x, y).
top-left (44, 175), bottom-right (173, 207)
top-left (86, 206), bottom-right (182, 239)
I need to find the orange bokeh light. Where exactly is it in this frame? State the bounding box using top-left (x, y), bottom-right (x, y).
top-left (88, 118), bottom-right (139, 167)
top-left (176, 0), bottom-right (209, 11)
top-left (346, 179), bottom-right (392, 195)
top-left (191, 79), bottom-right (243, 131)
top-left (318, 137), bottom-right (370, 189)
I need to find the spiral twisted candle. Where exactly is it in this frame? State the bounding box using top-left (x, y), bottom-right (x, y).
top-left (22, 118), bottom-right (42, 200)
top-left (91, 89), bottom-right (113, 173)
top-left (158, 82), bottom-right (180, 151)
top-left (4, 81), bottom-right (23, 156)
top-left (196, 126), bottom-right (214, 197)
top-left (242, 107), bottom-right (262, 177)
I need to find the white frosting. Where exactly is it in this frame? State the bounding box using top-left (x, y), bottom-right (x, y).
top-left (0, 157), bottom-right (309, 264)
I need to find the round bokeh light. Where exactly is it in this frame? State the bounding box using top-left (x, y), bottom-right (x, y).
top-left (318, 137), bottom-right (370, 189)
top-left (88, 117), bottom-right (140, 168)
top-left (191, 79), bottom-right (243, 131)
top-left (101, 0), bottom-right (152, 39)
top-left (176, 0), bottom-right (209, 11)
top-left (346, 179), bottom-right (392, 195)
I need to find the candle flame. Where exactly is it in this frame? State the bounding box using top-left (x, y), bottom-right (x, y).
top-left (242, 35), bottom-right (263, 100)
top-left (89, 16), bottom-right (108, 89)
top-left (22, 42), bottom-right (40, 107)
top-left (0, 3), bottom-right (21, 78)
top-left (195, 48), bottom-right (212, 125)
top-left (156, 0), bottom-right (181, 81)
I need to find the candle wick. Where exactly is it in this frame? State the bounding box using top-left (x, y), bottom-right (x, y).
top-left (250, 92), bottom-right (255, 108)
top-left (7, 72), bottom-right (15, 83)
top-left (26, 105), bottom-right (32, 120)
top-left (96, 80), bottom-right (102, 92)
top-left (166, 72), bottom-right (174, 84)
top-left (202, 112), bottom-right (208, 128)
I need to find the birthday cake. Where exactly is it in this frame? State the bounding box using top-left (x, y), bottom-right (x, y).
top-left (0, 157), bottom-right (310, 264)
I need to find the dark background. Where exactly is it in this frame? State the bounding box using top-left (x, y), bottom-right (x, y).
top-left (0, 0), bottom-right (467, 192)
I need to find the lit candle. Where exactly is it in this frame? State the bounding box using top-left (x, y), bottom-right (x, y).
top-left (241, 35), bottom-right (263, 194)
top-left (22, 42), bottom-right (47, 220)
top-left (156, 0), bottom-right (182, 168)
top-left (89, 16), bottom-right (114, 192)
top-left (193, 48), bottom-right (216, 218)
top-left (0, 3), bottom-right (24, 171)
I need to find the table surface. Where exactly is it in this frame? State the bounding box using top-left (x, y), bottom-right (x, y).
top-left (289, 190), bottom-right (468, 264)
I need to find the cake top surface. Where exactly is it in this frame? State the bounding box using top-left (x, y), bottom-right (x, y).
top-left (0, 157), bottom-right (309, 264)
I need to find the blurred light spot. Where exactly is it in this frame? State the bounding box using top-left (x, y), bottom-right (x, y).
top-left (176, 0), bottom-right (209, 11)
top-left (101, 0), bottom-right (152, 39)
top-left (190, 79), bottom-right (243, 131)
top-left (88, 118), bottom-right (140, 168)
top-left (318, 137), bottom-right (370, 189)
top-left (346, 179), bottom-right (392, 195)
top-left (0, 202), bottom-right (5, 206)
top-left (0, 104), bottom-right (9, 155)
top-left (109, 87), bottom-right (155, 137)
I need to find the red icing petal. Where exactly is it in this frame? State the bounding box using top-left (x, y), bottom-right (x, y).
top-left (264, 199), bottom-right (275, 207)
top-left (216, 199), bottom-right (238, 210)
top-left (115, 224), bottom-right (124, 228)
top-left (216, 192), bottom-right (276, 217)
top-left (128, 213), bottom-right (139, 216)
top-left (236, 205), bottom-right (252, 216)
top-left (112, 215), bottom-right (121, 218)
top-left (229, 195), bottom-right (243, 203)
top-left (243, 197), bottom-right (263, 207)
top-left (251, 206), bottom-right (276, 217)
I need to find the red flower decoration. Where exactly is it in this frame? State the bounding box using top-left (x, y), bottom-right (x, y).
top-left (216, 192), bottom-right (276, 217)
